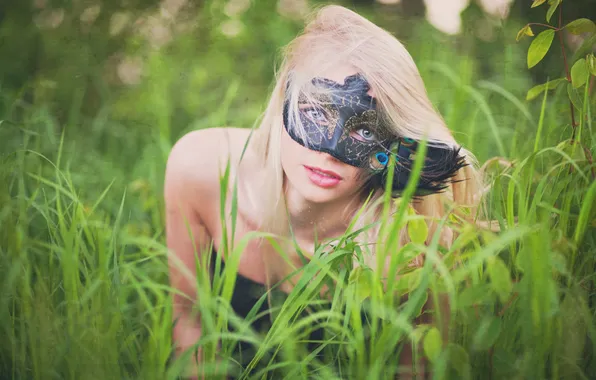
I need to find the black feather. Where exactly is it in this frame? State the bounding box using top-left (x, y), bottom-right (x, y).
top-left (365, 138), bottom-right (468, 198)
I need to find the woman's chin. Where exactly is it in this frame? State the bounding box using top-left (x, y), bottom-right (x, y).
top-left (296, 184), bottom-right (350, 204)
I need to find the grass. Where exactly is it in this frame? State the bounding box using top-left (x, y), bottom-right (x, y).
top-left (1, 7), bottom-right (596, 380)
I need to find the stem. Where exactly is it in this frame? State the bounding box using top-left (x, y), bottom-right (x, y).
top-left (557, 6), bottom-right (578, 133)
top-left (498, 292), bottom-right (519, 317)
top-left (528, 22), bottom-right (559, 30)
top-left (558, 8), bottom-right (568, 77)
top-left (582, 143), bottom-right (596, 180)
top-left (488, 348), bottom-right (494, 380)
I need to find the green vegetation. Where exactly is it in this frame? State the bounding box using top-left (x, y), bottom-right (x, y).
top-left (1, 1), bottom-right (595, 379)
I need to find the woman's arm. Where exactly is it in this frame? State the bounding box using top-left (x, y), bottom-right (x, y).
top-left (397, 302), bottom-right (429, 380)
top-left (164, 131), bottom-right (222, 378)
top-left (165, 196), bottom-right (209, 368)
top-left (397, 291), bottom-right (450, 380)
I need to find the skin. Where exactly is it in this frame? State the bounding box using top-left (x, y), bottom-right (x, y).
top-left (165, 65), bottom-right (427, 379)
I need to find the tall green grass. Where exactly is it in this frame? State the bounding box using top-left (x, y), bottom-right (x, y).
top-left (1, 7), bottom-right (595, 380)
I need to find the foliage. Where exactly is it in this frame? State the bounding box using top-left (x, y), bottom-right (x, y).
top-left (519, 1), bottom-right (596, 117)
top-left (1, 0), bottom-right (595, 379)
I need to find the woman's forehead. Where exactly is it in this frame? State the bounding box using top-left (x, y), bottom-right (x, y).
top-left (316, 64), bottom-right (358, 84)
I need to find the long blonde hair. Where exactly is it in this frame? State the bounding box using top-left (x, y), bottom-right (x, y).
top-left (245, 5), bottom-right (486, 283)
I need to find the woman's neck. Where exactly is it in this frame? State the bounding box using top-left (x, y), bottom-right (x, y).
top-left (284, 184), bottom-right (361, 245)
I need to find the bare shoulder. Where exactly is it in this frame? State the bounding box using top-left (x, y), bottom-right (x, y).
top-left (164, 127), bottom-right (255, 211)
top-left (166, 127), bottom-right (248, 175)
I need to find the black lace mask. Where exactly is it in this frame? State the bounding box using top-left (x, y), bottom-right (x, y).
top-left (283, 73), bottom-right (467, 196)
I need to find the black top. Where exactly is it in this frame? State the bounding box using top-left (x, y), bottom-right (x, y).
top-left (209, 251), bottom-right (327, 378)
top-left (209, 251), bottom-right (280, 331)
top-left (207, 252), bottom-right (412, 379)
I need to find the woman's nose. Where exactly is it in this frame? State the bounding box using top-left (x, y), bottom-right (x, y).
top-left (316, 150), bottom-right (342, 164)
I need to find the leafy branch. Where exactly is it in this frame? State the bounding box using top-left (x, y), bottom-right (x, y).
top-left (517, 0), bottom-right (595, 179)
top-left (518, 1), bottom-right (596, 104)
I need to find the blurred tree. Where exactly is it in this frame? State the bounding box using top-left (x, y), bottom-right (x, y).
top-left (1, 0), bottom-right (594, 122)
top-left (0, 0), bottom-right (164, 117)
top-left (508, 0), bottom-right (596, 85)
top-left (0, 1), bottom-right (40, 102)
top-left (511, 0), bottom-right (596, 26)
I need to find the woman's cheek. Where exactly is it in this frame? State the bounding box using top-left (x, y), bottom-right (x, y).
top-left (343, 167), bottom-right (369, 189)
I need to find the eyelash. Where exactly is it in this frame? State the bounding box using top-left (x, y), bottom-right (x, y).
top-left (305, 108), bottom-right (328, 123)
top-left (300, 108), bottom-right (378, 142)
top-left (354, 128), bottom-right (377, 142)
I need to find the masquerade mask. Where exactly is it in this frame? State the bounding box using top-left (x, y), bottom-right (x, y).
top-left (283, 73), bottom-right (467, 196)
top-left (283, 73), bottom-right (392, 170)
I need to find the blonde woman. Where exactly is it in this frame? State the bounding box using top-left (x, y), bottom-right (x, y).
top-left (165, 4), bottom-right (484, 379)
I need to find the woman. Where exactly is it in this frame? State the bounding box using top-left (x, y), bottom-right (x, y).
top-left (165, 4), bottom-right (484, 379)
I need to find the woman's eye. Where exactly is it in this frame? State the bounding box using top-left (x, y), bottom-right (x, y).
top-left (305, 109), bottom-right (328, 124)
top-left (353, 128), bottom-right (377, 142)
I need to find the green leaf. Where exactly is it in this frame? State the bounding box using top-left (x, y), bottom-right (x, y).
top-left (447, 344), bottom-right (472, 380)
top-left (450, 225), bottom-right (478, 251)
top-left (458, 284), bottom-right (493, 309)
top-left (531, 0), bottom-right (547, 7)
top-left (526, 84), bottom-right (546, 100)
top-left (407, 269), bottom-right (422, 293)
top-left (573, 180), bottom-right (596, 247)
top-left (567, 82), bottom-right (584, 110)
top-left (472, 317), bottom-right (502, 351)
top-left (407, 217), bottom-right (428, 245)
top-left (559, 288), bottom-right (590, 376)
top-left (556, 139), bottom-right (587, 161)
top-left (515, 247), bottom-right (529, 273)
top-left (546, 0), bottom-right (560, 23)
top-left (551, 252), bottom-right (569, 276)
top-left (412, 324), bottom-right (430, 345)
top-left (349, 266), bottom-right (374, 301)
top-left (571, 58), bottom-right (589, 88)
top-left (526, 77), bottom-right (566, 100)
top-left (481, 230), bottom-right (497, 245)
top-left (527, 29), bottom-right (555, 68)
top-left (587, 53), bottom-right (596, 76)
top-left (395, 271), bottom-right (419, 295)
top-left (571, 34), bottom-right (596, 63)
top-left (565, 18), bottom-right (596, 35)
top-left (423, 327), bottom-right (443, 362)
top-left (411, 289), bottom-right (428, 318)
top-left (516, 25), bottom-right (534, 42)
top-left (487, 257), bottom-right (513, 302)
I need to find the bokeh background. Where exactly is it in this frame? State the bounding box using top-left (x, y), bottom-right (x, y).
top-left (2, 0), bottom-right (595, 171)
top-left (2, 1), bottom-right (596, 379)
top-left (2, 0), bottom-right (594, 218)
top-left (0, 1), bottom-right (590, 199)
top-left (2, 0), bottom-right (594, 132)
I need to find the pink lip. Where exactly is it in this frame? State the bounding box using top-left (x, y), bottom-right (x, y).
top-left (304, 165), bottom-right (342, 188)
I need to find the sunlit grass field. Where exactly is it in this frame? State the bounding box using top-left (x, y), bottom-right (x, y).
top-left (1, 3), bottom-right (595, 379)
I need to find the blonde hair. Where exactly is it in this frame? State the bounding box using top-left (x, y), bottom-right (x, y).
top-left (246, 5), bottom-right (486, 283)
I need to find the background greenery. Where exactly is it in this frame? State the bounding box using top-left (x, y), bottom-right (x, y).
top-left (1, 0), bottom-right (595, 379)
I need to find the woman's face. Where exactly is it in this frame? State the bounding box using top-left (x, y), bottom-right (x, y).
top-left (280, 65), bottom-right (379, 204)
